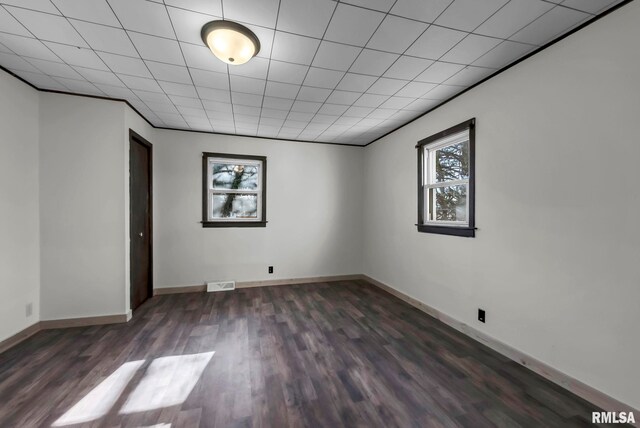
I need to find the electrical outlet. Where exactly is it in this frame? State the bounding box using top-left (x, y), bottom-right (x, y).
top-left (26, 303), bottom-right (33, 318)
top-left (268, 266), bottom-right (273, 274)
top-left (478, 308), bottom-right (486, 323)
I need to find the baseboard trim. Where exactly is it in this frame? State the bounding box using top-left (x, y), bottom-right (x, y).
top-left (361, 274), bottom-right (639, 416)
top-left (40, 313), bottom-right (130, 330)
top-left (0, 313), bottom-right (130, 355)
top-left (0, 322), bottom-right (41, 355)
top-left (153, 274), bottom-right (362, 295)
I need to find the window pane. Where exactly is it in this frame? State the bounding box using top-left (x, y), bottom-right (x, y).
top-left (435, 141), bottom-right (469, 182)
top-left (211, 162), bottom-right (259, 190)
top-left (211, 193), bottom-right (258, 219)
top-left (429, 185), bottom-right (467, 222)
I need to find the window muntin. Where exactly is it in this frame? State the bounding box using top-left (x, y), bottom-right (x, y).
top-left (203, 153), bottom-right (266, 227)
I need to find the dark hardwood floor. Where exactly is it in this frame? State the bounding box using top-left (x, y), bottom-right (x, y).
top-left (0, 280), bottom-right (613, 427)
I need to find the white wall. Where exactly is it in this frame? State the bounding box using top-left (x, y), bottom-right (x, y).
top-left (39, 94), bottom-right (128, 320)
top-left (152, 130), bottom-right (363, 288)
top-left (0, 71), bottom-right (40, 341)
top-left (363, 2), bottom-right (640, 410)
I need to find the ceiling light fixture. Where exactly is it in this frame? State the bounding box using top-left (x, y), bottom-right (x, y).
top-left (201, 20), bottom-right (260, 65)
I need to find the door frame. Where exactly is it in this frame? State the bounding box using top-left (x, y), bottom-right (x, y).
top-left (129, 129), bottom-right (153, 311)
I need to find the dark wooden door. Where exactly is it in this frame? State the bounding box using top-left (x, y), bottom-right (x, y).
top-left (129, 131), bottom-right (152, 311)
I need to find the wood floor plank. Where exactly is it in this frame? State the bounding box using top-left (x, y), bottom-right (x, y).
top-left (0, 280), bottom-right (626, 427)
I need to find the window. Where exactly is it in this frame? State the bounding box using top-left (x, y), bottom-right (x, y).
top-left (417, 119), bottom-right (475, 237)
top-left (202, 152), bottom-right (266, 227)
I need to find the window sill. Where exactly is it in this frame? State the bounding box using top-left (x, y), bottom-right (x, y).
top-left (416, 224), bottom-right (475, 237)
top-left (202, 221), bottom-right (267, 228)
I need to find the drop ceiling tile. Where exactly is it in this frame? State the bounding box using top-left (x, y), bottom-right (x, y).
top-left (146, 61), bottom-right (192, 84)
top-left (71, 20), bottom-right (137, 56)
top-left (133, 89), bottom-right (170, 103)
top-left (203, 99), bottom-right (232, 112)
top-left (143, 101), bottom-right (179, 114)
top-left (227, 56), bottom-right (269, 79)
top-left (197, 86), bottom-right (231, 101)
top-left (171, 95), bottom-right (203, 108)
top-left (405, 97), bottom-right (439, 111)
top-left (51, 0), bottom-right (120, 26)
top-left (422, 83), bottom-right (463, 100)
top-left (244, 25), bottom-right (274, 59)
top-left (267, 60), bottom-right (308, 84)
top-left (312, 41), bottom-right (360, 72)
top-left (9, 69), bottom-right (66, 90)
top-left (4, 7), bottom-right (87, 47)
top-left (166, 7), bottom-right (216, 45)
top-left (379, 96), bottom-right (415, 109)
top-left (405, 25), bottom-right (467, 60)
top-left (326, 90), bottom-right (362, 105)
top-left (0, 7), bottom-right (31, 37)
top-left (164, 0), bottom-right (223, 16)
top-left (389, 0), bottom-right (451, 23)
top-left (94, 83), bottom-right (135, 98)
top-left (383, 56), bottom-right (433, 80)
top-left (97, 52), bottom-right (151, 77)
top-left (435, 0), bottom-right (509, 32)
top-left (180, 42), bottom-right (227, 72)
top-left (510, 6), bottom-right (589, 45)
top-left (271, 32), bottom-right (320, 65)
top-left (232, 92), bottom-right (263, 107)
top-left (0, 52), bottom-right (40, 72)
top-left (334, 116), bottom-right (361, 125)
top-left (189, 68), bottom-right (228, 89)
top-left (44, 42), bottom-right (109, 70)
top-left (440, 34), bottom-right (502, 64)
top-left (230, 75), bottom-right (265, 95)
top-left (263, 96), bottom-right (293, 110)
top-left (261, 109), bottom-right (289, 119)
top-left (443, 65), bottom-right (492, 85)
top-left (324, 3), bottom-right (385, 47)
top-left (283, 119), bottom-right (309, 128)
top-left (291, 100), bottom-right (321, 113)
top-left (367, 108), bottom-right (398, 119)
top-left (222, 0), bottom-right (279, 27)
top-left (561, 0), bottom-right (617, 14)
top-left (336, 73), bottom-right (376, 92)
top-left (277, 0), bottom-right (336, 38)
top-left (108, 0), bottom-right (175, 38)
top-left (234, 104), bottom-right (261, 115)
top-left (367, 77), bottom-right (408, 95)
top-left (415, 61), bottom-right (466, 83)
top-left (265, 81), bottom-right (300, 99)
top-left (26, 57), bottom-right (82, 79)
top-left (0, 43), bottom-right (11, 54)
top-left (303, 67), bottom-right (344, 89)
top-left (158, 80), bottom-right (198, 97)
top-left (118, 74), bottom-right (162, 91)
top-left (343, 0), bottom-right (396, 12)
top-left (367, 15), bottom-right (428, 54)
top-left (350, 49), bottom-right (399, 76)
top-left (54, 77), bottom-right (101, 94)
top-left (395, 81), bottom-right (437, 97)
top-left (475, 0), bottom-right (554, 39)
top-left (128, 32), bottom-right (185, 65)
top-left (0, 0), bottom-right (59, 14)
top-left (236, 115), bottom-right (260, 125)
top-left (74, 66), bottom-right (123, 86)
top-left (353, 93), bottom-right (389, 108)
top-left (472, 40), bottom-right (534, 68)
top-left (297, 86), bottom-right (331, 102)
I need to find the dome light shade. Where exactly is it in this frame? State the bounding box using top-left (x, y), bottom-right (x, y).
top-left (201, 20), bottom-right (260, 65)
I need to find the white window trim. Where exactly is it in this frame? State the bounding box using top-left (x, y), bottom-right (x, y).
top-left (207, 157), bottom-right (263, 222)
top-left (422, 130), bottom-right (470, 227)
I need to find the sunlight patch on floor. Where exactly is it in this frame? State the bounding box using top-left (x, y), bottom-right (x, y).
top-left (51, 352), bottom-right (214, 426)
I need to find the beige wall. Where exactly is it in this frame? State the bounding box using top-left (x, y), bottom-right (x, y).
top-left (0, 71), bottom-right (40, 341)
top-left (362, 2), bottom-right (640, 410)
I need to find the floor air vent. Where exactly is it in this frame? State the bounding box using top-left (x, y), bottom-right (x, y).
top-left (206, 281), bottom-right (236, 292)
